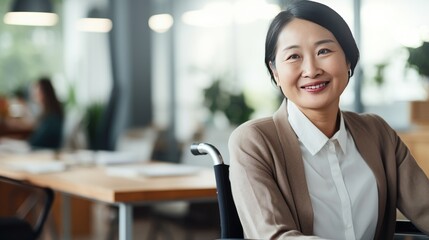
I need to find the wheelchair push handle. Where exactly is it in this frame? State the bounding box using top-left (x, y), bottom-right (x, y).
top-left (190, 143), bottom-right (224, 165)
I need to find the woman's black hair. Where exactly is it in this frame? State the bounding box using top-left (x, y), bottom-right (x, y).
top-left (265, 0), bottom-right (360, 85)
top-left (37, 77), bottom-right (64, 118)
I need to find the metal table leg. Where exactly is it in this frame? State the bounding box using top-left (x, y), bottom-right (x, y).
top-left (118, 203), bottom-right (133, 240)
top-left (61, 194), bottom-right (71, 240)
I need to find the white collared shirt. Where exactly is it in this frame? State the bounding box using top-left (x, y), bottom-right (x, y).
top-left (287, 101), bottom-right (378, 240)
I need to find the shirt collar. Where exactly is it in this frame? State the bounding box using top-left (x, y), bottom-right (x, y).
top-left (334, 113), bottom-right (347, 154)
top-left (287, 100), bottom-right (347, 156)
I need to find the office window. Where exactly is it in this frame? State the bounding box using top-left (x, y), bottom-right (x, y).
top-left (160, 0), bottom-right (283, 140)
top-left (360, 0), bottom-right (428, 105)
top-left (0, 0), bottom-right (63, 96)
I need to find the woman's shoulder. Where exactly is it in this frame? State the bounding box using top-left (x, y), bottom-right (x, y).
top-left (229, 116), bottom-right (288, 151)
top-left (342, 110), bottom-right (395, 140)
top-left (40, 112), bottom-right (64, 126)
top-left (231, 117), bottom-right (275, 137)
top-left (342, 111), bottom-right (389, 127)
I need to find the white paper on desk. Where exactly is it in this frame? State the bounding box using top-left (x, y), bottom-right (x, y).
top-left (94, 151), bottom-right (141, 165)
top-left (0, 139), bottom-right (31, 154)
top-left (105, 164), bottom-right (202, 178)
top-left (4, 160), bottom-right (67, 174)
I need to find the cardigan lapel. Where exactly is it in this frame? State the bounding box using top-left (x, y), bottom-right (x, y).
top-left (273, 100), bottom-right (314, 235)
top-left (343, 113), bottom-right (387, 240)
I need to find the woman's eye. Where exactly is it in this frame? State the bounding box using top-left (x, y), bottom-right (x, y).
top-left (286, 54), bottom-right (300, 61)
top-left (318, 48), bottom-right (332, 55)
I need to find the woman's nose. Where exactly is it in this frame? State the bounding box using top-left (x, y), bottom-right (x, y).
top-left (301, 57), bottom-right (322, 78)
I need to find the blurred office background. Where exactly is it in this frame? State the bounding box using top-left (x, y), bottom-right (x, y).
top-left (1, 0), bottom-right (429, 238)
top-left (1, 0), bottom-right (428, 156)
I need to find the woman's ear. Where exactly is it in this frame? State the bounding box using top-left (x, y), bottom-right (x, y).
top-left (269, 61), bottom-right (280, 86)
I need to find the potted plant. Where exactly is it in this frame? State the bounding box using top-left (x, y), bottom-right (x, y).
top-left (84, 102), bottom-right (105, 150)
top-left (406, 41), bottom-right (429, 126)
top-left (199, 76), bottom-right (255, 161)
top-left (406, 41), bottom-right (429, 77)
top-left (203, 77), bottom-right (254, 127)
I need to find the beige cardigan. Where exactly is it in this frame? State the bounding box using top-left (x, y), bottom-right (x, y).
top-left (229, 100), bottom-right (429, 239)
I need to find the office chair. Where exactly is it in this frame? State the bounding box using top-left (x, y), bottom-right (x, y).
top-left (191, 142), bottom-right (429, 240)
top-left (190, 142), bottom-right (244, 239)
top-left (0, 176), bottom-right (54, 240)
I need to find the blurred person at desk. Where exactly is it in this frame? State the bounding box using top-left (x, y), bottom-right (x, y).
top-left (0, 77), bottom-right (64, 151)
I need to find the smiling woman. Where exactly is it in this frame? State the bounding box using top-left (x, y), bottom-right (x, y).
top-left (228, 1), bottom-right (429, 239)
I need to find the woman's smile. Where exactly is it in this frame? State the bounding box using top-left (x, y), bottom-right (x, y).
top-left (300, 81), bottom-right (330, 93)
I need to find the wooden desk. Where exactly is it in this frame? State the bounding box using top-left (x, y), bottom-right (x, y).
top-left (0, 152), bottom-right (217, 240)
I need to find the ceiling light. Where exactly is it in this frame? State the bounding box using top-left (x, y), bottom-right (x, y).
top-left (3, 0), bottom-right (58, 26)
top-left (77, 18), bottom-right (112, 33)
top-left (76, 7), bottom-right (112, 33)
top-left (148, 14), bottom-right (174, 33)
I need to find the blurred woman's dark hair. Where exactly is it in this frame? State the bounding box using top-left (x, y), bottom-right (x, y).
top-left (37, 77), bottom-right (64, 118)
top-left (265, 0), bottom-right (360, 85)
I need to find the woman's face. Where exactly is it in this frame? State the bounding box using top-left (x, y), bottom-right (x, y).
top-left (32, 84), bottom-right (43, 107)
top-left (270, 18), bottom-right (349, 114)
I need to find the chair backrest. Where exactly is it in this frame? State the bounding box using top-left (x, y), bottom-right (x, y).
top-left (190, 142), bottom-right (244, 239)
top-left (0, 176), bottom-right (54, 239)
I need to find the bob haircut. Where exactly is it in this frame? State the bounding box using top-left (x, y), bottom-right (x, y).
top-left (265, 0), bottom-right (360, 85)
